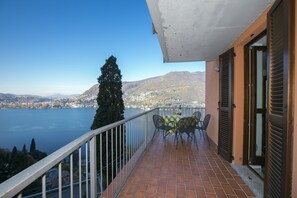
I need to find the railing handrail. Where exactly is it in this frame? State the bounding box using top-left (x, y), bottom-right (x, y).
top-left (92, 108), bottom-right (158, 136)
top-left (158, 106), bottom-right (205, 109)
top-left (0, 108), bottom-right (158, 197)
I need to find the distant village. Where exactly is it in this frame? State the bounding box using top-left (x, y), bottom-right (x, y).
top-left (0, 93), bottom-right (204, 109)
top-left (0, 97), bottom-right (96, 109)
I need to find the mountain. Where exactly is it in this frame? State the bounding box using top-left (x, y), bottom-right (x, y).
top-left (46, 94), bottom-right (80, 99)
top-left (80, 71), bottom-right (205, 108)
top-left (0, 71), bottom-right (205, 109)
top-left (0, 93), bottom-right (51, 103)
top-left (0, 93), bottom-right (52, 108)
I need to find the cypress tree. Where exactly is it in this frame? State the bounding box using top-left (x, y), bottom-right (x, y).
top-left (22, 144), bottom-right (27, 154)
top-left (91, 55), bottom-right (124, 129)
top-left (11, 146), bottom-right (18, 159)
top-left (91, 55), bottom-right (125, 188)
top-left (30, 138), bottom-right (36, 153)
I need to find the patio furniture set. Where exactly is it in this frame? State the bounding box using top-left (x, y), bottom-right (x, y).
top-left (153, 111), bottom-right (211, 149)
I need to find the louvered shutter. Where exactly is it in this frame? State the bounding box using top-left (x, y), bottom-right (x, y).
top-left (265, 0), bottom-right (293, 197)
top-left (218, 49), bottom-right (234, 162)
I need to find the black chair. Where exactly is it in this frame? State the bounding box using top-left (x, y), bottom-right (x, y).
top-left (193, 111), bottom-right (203, 138)
top-left (192, 111), bottom-right (201, 121)
top-left (175, 117), bottom-right (198, 150)
top-left (153, 115), bottom-right (176, 140)
top-left (192, 111), bottom-right (201, 128)
top-left (196, 114), bottom-right (211, 145)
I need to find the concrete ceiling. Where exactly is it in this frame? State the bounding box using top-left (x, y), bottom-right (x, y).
top-left (146, 0), bottom-right (273, 62)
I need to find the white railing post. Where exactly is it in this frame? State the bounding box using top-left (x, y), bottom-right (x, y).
top-left (42, 175), bottom-right (46, 198)
top-left (90, 136), bottom-right (97, 198)
top-left (145, 113), bottom-right (148, 148)
top-left (70, 154), bottom-right (73, 198)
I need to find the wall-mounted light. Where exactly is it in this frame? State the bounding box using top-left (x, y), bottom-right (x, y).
top-left (214, 65), bottom-right (220, 72)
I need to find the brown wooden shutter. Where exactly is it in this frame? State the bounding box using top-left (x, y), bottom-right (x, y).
top-left (218, 48), bottom-right (234, 162)
top-left (265, 0), bottom-right (293, 197)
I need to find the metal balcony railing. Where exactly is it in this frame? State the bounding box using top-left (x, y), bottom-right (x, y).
top-left (159, 106), bottom-right (205, 118)
top-left (0, 107), bottom-right (205, 198)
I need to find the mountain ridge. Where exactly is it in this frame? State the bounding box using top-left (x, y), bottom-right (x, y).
top-left (0, 71), bottom-right (205, 108)
top-left (80, 71), bottom-right (205, 108)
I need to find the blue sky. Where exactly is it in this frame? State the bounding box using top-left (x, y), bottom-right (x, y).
top-left (0, 0), bottom-right (205, 96)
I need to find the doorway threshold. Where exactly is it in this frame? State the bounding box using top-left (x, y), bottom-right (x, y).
top-left (231, 164), bottom-right (264, 198)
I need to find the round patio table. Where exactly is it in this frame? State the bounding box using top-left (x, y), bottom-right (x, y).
top-left (162, 115), bottom-right (182, 134)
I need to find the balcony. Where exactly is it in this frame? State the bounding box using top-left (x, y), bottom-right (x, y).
top-left (0, 107), bottom-right (255, 198)
top-left (118, 133), bottom-right (255, 198)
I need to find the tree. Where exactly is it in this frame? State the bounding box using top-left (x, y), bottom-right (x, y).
top-left (91, 55), bottom-right (125, 188)
top-left (30, 138), bottom-right (36, 153)
top-left (29, 138), bottom-right (47, 160)
top-left (0, 148), bottom-right (10, 182)
top-left (22, 144), bottom-right (27, 154)
top-left (0, 143), bottom-right (47, 184)
top-left (91, 55), bottom-right (125, 129)
top-left (11, 146), bottom-right (18, 159)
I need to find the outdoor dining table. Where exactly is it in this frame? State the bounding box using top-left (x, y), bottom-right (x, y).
top-left (162, 115), bottom-right (182, 134)
top-left (162, 115), bottom-right (198, 134)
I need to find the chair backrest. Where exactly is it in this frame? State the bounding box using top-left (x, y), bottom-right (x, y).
top-left (192, 111), bottom-right (201, 121)
top-left (177, 117), bottom-right (197, 133)
top-left (202, 114), bottom-right (211, 130)
top-left (153, 114), bottom-right (164, 129)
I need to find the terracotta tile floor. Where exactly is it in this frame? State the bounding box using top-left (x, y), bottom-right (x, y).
top-left (118, 132), bottom-right (256, 198)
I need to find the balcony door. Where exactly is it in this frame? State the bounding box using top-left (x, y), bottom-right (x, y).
top-left (250, 46), bottom-right (267, 167)
top-left (218, 48), bottom-right (234, 163)
top-left (245, 39), bottom-right (267, 179)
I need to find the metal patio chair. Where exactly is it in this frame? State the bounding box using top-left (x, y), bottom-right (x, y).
top-left (192, 111), bottom-right (202, 131)
top-left (153, 114), bottom-right (176, 140)
top-left (192, 111), bottom-right (201, 121)
top-left (196, 114), bottom-right (211, 145)
top-left (175, 116), bottom-right (198, 150)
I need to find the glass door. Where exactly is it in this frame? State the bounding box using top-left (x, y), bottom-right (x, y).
top-left (246, 34), bottom-right (267, 179)
top-left (249, 46), bottom-right (267, 168)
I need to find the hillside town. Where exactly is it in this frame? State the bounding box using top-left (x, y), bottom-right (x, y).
top-left (0, 92), bottom-right (204, 109)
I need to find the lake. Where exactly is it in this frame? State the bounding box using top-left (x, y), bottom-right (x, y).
top-left (0, 108), bottom-right (144, 154)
